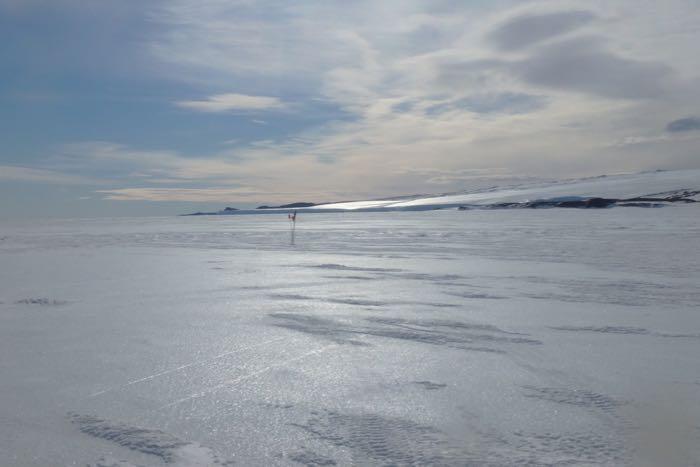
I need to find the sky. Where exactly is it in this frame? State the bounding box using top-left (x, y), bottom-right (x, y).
top-left (1, 0), bottom-right (699, 218)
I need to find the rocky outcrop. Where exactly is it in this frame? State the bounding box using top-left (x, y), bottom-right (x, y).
top-left (257, 202), bottom-right (317, 209)
top-left (459, 195), bottom-right (695, 210)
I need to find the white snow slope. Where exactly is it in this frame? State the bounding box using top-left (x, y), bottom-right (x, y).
top-left (205, 169), bottom-right (700, 214)
top-left (1, 170), bottom-right (699, 466)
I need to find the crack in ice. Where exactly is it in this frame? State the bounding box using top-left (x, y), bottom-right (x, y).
top-left (90, 336), bottom-right (286, 397)
top-left (158, 344), bottom-right (337, 409)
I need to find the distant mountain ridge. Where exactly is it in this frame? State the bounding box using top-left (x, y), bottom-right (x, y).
top-left (182, 169), bottom-right (700, 216)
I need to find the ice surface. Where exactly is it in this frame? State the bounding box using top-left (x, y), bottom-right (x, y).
top-left (1, 202), bottom-right (700, 465)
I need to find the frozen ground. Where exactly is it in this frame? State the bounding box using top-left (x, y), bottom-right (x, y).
top-left (1, 207), bottom-right (699, 466)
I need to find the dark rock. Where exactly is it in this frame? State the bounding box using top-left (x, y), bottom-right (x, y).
top-left (257, 202), bottom-right (317, 209)
top-left (555, 198), bottom-right (617, 208)
top-left (617, 202), bottom-right (665, 208)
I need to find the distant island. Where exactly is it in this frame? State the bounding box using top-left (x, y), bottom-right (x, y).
top-left (182, 202), bottom-right (319, 216)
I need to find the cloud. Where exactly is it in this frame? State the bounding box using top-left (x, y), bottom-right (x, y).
top-left (54, 141), bottom-right (246, 182)
top-left (149, 0), bottom-right (381, 88)
top-left (398, 167), bottom-right (540, 185)
top-left (0, 165), bottom-right (97, 184)
top-left (175, 93), bottom-right (286, 112)
top-left (488, 10), bottom-right (597, 50)
top-left (609, 135), bottom-right (671, 147)
top-left (607, 127), bottom-right (700, 148)
top-left (512, 37), bottom-right (673, 99)
top-left (435, 32), bottom-right (673, 101)
top-left (428, 93), bottom-right (547, 115)
top-left (666, 116), bottom-right (700, 132)
top-left (97, 187), bottom-right (324, 203)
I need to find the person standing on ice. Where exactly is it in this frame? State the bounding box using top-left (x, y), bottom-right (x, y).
top-left (288, 210), bottom-right (297, 245)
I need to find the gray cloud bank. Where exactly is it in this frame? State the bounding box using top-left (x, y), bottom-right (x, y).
top-left (666, 117), bottom-right (700, 133)
top-left (488, 10), bottom-right (597, 51)
top-left (512, 37), bottom-right (672, 99)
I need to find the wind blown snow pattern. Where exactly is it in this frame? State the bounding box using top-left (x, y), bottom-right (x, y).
top-left (1, 172), bottom-right (699, 465)
top-left (69, 413), bottom-right (226, 467)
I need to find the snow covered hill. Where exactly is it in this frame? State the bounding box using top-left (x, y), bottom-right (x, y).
top-left (189, 169), bottom-right (699, 215)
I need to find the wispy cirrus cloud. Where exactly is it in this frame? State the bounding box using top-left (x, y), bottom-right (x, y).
top-left (398, 167), bottom-right (540, 185)
top-left (0, 165), bottom-right (98, 185)
top-left (175, 93), bottom-right (286, 112)
top-left (52, 141), bottom-right (246, 182)
top-left (97, 187), bottom-right (324, 202)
